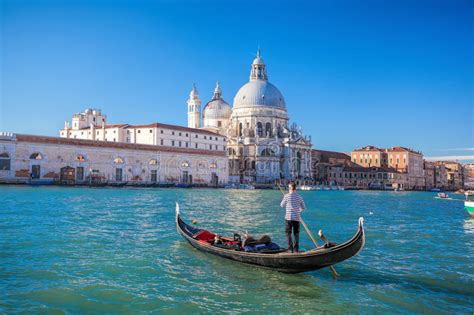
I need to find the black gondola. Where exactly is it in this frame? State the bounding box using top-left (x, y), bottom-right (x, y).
top-left (176, 203), bottom-right (365, 274)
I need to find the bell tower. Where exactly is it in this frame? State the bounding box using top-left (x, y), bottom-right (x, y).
top-left (187, 84), bottom-right (201, 129)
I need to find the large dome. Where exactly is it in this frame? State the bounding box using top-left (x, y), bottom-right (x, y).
top-left (233, 80), bottom-right (286, 109)
top-left (203, 99), bottom-right (232, 119)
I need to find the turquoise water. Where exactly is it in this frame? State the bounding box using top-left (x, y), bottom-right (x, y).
top-left (1, 186), bottom-right (473, 314)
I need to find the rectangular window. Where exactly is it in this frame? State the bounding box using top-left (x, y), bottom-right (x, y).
top-left (215, 137), bottom-right (218, 140)
top-left (150, 129), bottom-right (153, 133)
top-left (160, 139), bottom-right (164, 145)
top-left (179, 132), bottom-right (182, 136)
top-left (195, 135), bottom-right (198, 138)
top-left (160, 130), bottom-right (163, 134)
top-left (186, 142), bottom-right (188, 148)
top-left (195, 143), bottom-right (198, 148)
top-left (218, 121), bottom-right (222, 127)
top-left (186, 133), bottom-right (188, 137)
top-left (172, 140), bottom-right (175, 146)
top-left (179, 141), bottom-right (182, 147)
top-left (138, 130), bottom-right (141, 133)
top-left (172, 131), bottom-right (175, 135)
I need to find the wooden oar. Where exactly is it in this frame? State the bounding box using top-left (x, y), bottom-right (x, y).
top-left (277, 184), bottom-right (339, 278)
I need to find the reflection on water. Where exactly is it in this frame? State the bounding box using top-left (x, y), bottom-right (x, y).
top-left (0, 186), bottom-right (473, 313)
top-left (464, 218), bottom-right (474, 233)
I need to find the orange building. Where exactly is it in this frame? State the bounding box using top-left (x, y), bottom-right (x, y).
top-left (351, 146), bottom-right (388, 168)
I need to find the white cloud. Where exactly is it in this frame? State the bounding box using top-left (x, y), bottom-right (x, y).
top-left (425, 155), bottom-right (474, 162)
top-left (439, 148), bottom-right (474, 151)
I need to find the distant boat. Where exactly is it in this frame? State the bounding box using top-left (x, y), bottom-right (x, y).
top-left (436, 192), bottom-right (451, 200)
top-left (465, 190), bottom-right (474, 197)
top-left (465, 200), bottom-right (474, 218)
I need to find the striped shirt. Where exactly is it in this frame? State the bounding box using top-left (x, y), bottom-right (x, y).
top-left (280, 192), bottom-right (306, 221)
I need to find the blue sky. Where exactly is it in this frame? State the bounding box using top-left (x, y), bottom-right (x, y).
top-left (1, 0), bottom-right (473, 161)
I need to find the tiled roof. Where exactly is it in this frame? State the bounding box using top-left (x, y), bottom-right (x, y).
top-left (312, 149), bottom-right (350, 161)
top-left (15, 134), bottom-right (226, 157)
top-left (352, 145), bottom-right (383, 152)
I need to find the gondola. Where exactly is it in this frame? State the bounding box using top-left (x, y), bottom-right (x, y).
top-left (175, 203), bottom-right (365, 274)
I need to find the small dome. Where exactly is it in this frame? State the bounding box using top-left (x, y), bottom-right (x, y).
top-left (203, 99), bottom-right (232, 120)
top-left (233, 80), bottom-right (286, 109)
top-left (252, 56), bottom-right (264, 65)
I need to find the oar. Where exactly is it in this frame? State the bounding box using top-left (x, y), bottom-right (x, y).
top-left (277, 184), bottom-right (339, 278)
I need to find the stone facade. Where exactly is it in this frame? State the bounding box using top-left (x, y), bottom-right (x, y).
top-left (312, 149), bottom-right (352, 184)
top-left (464, 164), bottom-right (474, 189)
top-left (327, 165), bottom-right (406, 189)
top-left (0, 133), bottom-right (228, 186)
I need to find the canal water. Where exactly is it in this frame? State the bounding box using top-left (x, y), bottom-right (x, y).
top-left (1, 186), bottom-right (473, 313)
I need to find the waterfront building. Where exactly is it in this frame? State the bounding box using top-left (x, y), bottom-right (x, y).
top-left (351, 146), bottom-right (388, 168)
top-left (60, 110), bottom-right (227, 152)
top-left (423, 161), bottom-right (435, 191)
top-left (0, 132), bottom-right (228, 185)
top-left (190, 50), bottom-right (312, 184)
top-left (464, 164), bottom-right (474, 189)
top-left (59, 50), bottom-right (312, 185)
top-left (311, 149), bottom-right (352, 184)
top-left (432, 161), bottom-right (464, 190)
top-left (327, 165), bottom-right (404, 189)
top-left (433, 162), bottom-right (449, 189)
top-left (351, 145), bottom-right (424, 190)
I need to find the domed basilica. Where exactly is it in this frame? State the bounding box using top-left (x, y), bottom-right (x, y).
top-left (187, 50), bottom-right (312, 184)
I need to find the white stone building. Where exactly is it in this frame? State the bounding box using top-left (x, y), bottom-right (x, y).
top-left (60, 111), bottom-right (227, 152)
top-left (189, 50), bottom-right (312, 184)
top-left (0, 132), bottom-right (228, 185)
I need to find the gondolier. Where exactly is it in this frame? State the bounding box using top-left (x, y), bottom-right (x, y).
top-left (280, 182), bottom-right (306, 253)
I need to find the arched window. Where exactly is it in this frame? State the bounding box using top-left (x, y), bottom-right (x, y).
top-left (228, 148), bottom-right (236, 156)
top-left (261, 148), bottom-right (275, 157)
top-left (257, 122), bottom-right (263, 137)
top-left (75, 155), bottom-right (86, 162)
top-left (30, 153), bottom-right (43, 160)
top-left (238, 123), bottom-right (243, 137)
top-left (114, 157), bottom-right (124, 164)
top-left (0, 152), bottom-right (10, 171)
top-left (149, 159), bottom-right (158, 165)
top-left (265, 122), bottom-right (272, 137)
